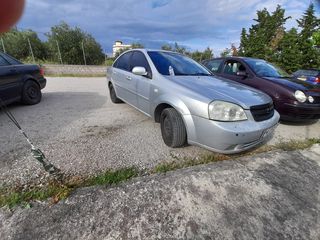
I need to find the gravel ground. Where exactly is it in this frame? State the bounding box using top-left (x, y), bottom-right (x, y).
top-left (0, 77), bottom-right (319, 187)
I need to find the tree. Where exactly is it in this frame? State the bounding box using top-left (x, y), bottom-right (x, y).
top-left (296, 4), bottom-right (320, 69)
top-left (114, 42), bottom-right (144, 58)
top-left (174, 42), bottom-right (187, 54)
top-left (161, 44), bottom-right (173, 51)
top-left (312, 30), bottom-right (320, 47)
top-left (276, 28), bottom-right (301, 73)
top-left (238, 28), bottom-right (248, 56)
top-left (190, 47), bottom-right (214, 62)
top-left (0, 29), bottom-right (47, 61)
top-left (46, 22), bottom-right (104, 65)
top-left (230, 44), bottom-right (238, 56)
top-left (240, 5), bottom-right (290, 61)
top-left (220, 48), bottom-right (231, 57)
top-left (297, 4), bottom-right (319, 38)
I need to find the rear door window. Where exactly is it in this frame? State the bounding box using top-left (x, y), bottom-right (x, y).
top-left (113, 52), bottom-right (132, 71)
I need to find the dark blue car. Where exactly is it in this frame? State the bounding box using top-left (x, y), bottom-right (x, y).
top-left (0, 52), bottom-right (46, 105)
top-left (292, 69), bottom-right (320, 85)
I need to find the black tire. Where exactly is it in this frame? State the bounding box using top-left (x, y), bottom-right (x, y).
top-left (21, 80), bottom-right (42, 105)
top-left (109, 84), bottom-right (122, 103)
top-left (160, 108), bottom-right (187, 148)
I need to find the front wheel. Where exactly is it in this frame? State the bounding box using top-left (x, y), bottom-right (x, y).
top-left (160, 108), bottom-right (187, 148)
top-left (109, 84), bottom-right (122, 103)
top-left (21, 80), bottom-right (42, 105)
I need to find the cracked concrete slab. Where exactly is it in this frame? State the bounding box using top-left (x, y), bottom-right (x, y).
top-left (1, 145), bottom-right (319, 240)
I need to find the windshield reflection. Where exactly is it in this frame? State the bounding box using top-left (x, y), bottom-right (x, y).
top-left (245, 59), bottom-right (290, 78)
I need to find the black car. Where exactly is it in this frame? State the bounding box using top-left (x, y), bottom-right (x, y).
top-left (202, 57), bottom-right (320, 122)
top-left (0, 52), bottom-right (46, 105)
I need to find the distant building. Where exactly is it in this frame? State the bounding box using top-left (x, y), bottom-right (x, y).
top-left (112, 41), bottom-right (131, 57)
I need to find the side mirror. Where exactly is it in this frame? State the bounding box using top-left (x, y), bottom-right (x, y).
top-left (236, 71), bottom-right (248, 78)
top-left (132, 66), bottom-right (147, 76)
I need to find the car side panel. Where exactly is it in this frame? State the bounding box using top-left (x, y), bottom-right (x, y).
top-left (136, 75), bottom-right (152, 115)
top-left (0, 65), bottom-right (22, 101)
top-left (112, 68), bottom-right (138, 107)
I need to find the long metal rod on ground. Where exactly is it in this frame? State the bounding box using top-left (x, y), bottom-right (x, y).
top-left (0, 98), bottom-right (63, 181)
top-left (27, 38), bottom-right (35, 63)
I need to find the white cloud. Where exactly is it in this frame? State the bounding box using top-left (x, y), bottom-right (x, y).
top-left (17, 0), bottom-right (312, 52)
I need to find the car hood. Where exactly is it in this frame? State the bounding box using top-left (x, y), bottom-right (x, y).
top-left (165, 75), bottom-right (271, 109)
top-left (263, 76), bottom-right (320, 93)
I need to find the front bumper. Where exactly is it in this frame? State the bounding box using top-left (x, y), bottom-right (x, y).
top-left (187, 111), bottom-right (280, 154)
top-left (281, 102), bottom-right (320, 121)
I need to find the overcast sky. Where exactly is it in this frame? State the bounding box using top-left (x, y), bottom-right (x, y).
top-left (17, 0), bottom-right (318, 55)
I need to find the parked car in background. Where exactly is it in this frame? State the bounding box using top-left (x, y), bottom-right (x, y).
top-left (292, 69), bottom-right (320, 85)
top-left (202, 57), bottom-right (320, 122)
top-left (107, 50), bottom-right (279, 154)
top-left (0, 52), bottom-right (46, 105)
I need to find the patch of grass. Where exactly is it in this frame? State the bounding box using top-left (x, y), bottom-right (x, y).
top-left (0, 184), bottom-right (71, 209)
top-left (84, 167), bottom-right (139, 186)
top-left (0, 168), bottom-right (139, 208)
top-left (154, 154), bottom-right (230, 174)
top-left (274, 138), bottom-right (320, 151)
top-left (154, 138), bottom-right (320, 174)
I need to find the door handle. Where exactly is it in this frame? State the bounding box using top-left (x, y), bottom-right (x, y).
top-left (126, 76), bottom-right (132, 81)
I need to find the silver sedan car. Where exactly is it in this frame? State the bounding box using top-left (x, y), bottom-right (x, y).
top-left (107, 49), bottom-right (280, 154)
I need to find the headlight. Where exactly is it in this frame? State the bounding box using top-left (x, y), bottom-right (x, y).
top-left (294, 90), bottom-right (307, 103)
top-left (308, 96), bottom-right (314, 103)
top-left (209, 101), bottom-right (247, 121)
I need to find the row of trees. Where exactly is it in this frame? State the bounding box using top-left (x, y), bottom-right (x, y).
top-left (0, 22), bottom-right (105, 65)
top-left (115, 41), bottom-right (214, 62)
top-left (238, 4), bottom-right (320, 73)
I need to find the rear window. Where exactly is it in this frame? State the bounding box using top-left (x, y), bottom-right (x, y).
top-left (295, 70), bottom-right (319, 77)
top-left (204, 59), bottom-right (223, 73)
top-left (1, 54), bottom-right (22, 65)
top-left (0, 56), bottom-right (10, 66)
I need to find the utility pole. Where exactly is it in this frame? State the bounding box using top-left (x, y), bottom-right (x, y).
top-left (56, 40), bottom-right (63, 64)
top-left (1, 38), bottom-right (5, 53)
top-left (82, 40), bottom-right (86, 65)
top-left (104, 49), bottom-right (107, 64)
top-left (27, 38), bottom-right (35, 63)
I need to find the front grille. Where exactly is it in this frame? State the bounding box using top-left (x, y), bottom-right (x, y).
top-left (312, 96), bottom-right (320, 104)
top-left (250, 102), bottom-right (274, 122)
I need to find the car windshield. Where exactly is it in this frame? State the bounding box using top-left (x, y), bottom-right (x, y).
top-left (245, 59), bottom-right (290, 78)
top-left (147, 51), bottom-right (211, 76)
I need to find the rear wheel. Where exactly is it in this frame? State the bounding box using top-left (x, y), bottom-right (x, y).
top-left (160, 108), bottom-right (187, 148)
top-left (21, 80), bottom-right (42, 105)
top-left (109, 84), bottom-right (122, 103)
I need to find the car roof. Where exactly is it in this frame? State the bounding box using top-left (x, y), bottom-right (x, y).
top-left (206, 56), bottom-right (263, 61)
top-left (123, 48), bottom-right (184, 54)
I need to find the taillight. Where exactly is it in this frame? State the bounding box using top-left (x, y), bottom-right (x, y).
top-left (315, 77), bottom-right (320, 83)
top-left (39, 67), bottom-right (45, 76)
